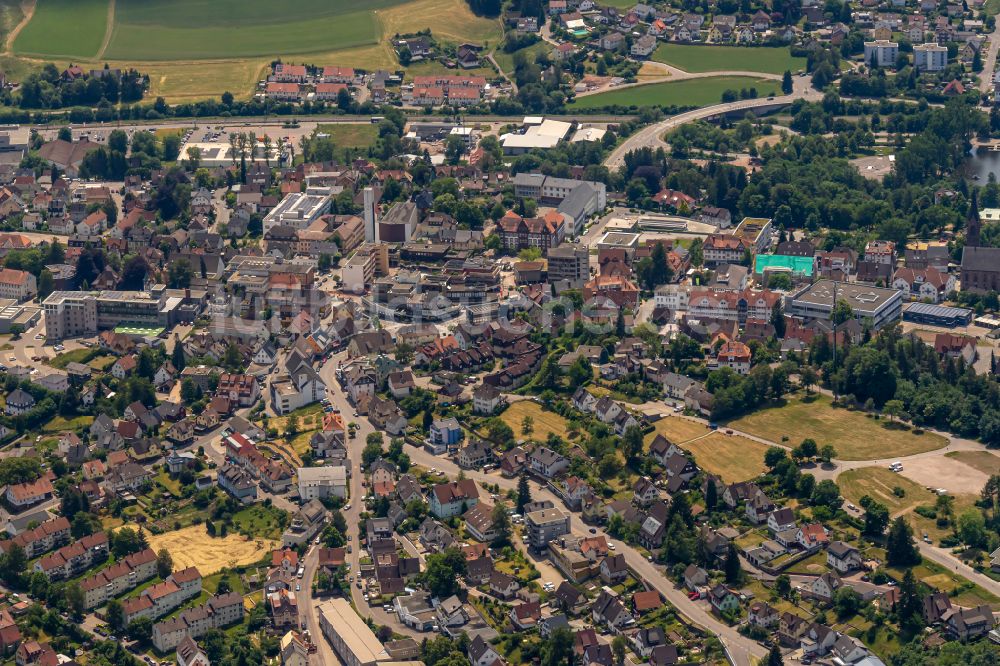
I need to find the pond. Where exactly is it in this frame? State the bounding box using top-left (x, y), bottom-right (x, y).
top-left (964, 144), bottom-right (1000, 182)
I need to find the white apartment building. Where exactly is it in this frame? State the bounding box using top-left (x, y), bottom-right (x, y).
top-left (864, 40), bottom-right (899, 67)
top-left (913, 43), bottom-right (947, 71)
top-left (297, 466), bottom-right (347, 500)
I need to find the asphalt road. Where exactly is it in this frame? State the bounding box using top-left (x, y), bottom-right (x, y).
top-left (399, 422), bottom-right (767, 666)
top-left (603, 76), bottom-right (822, 169)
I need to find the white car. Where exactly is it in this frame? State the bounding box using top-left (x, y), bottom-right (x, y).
top-left (608, 543), bottom-right (616, 550)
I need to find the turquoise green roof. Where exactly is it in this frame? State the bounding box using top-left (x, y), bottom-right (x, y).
top-left (754, 254), bottom-right (814, 276)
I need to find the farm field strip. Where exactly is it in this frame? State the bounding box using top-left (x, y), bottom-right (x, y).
top-left (570, 76), bottom-right (778, 109)
top-left (12, 0), bottom-right (108, 59)
top-left (652, 43), bottom-right (806, 75)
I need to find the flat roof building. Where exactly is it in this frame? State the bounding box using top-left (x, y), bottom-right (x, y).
top-left (263, 193), bottom-right (330, 235)
top-left (902, 302), bottom-right (973, 328)
top-left (734, 217), bottom-right (773, 254)
top-left (786, 280), bottom-right (902, 330)
top-left (318, 598), bottom-right (389, 666)
top-left (43, 287), bottom-right (185, 340)
top-left (754, 254), bottom-right (814, 277)
top-left (501, 119), bottom-right (573, 154)
top-left (596, 232), bottom-right (640, 252)
top-left (525, 507), bottom-right (571, 550)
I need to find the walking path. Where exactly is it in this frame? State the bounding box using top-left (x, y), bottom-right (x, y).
top-left (96, 0), bottom-right (116, 61)
top-left (2, 0), bottom-right (34, 55)
top-left (979, 17), bottom-right (1000, 94)
top-left (636, 391), bottom-right (1000, 600)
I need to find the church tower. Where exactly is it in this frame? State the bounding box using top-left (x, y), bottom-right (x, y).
top-left (967, 189), bottom-right (981, 248)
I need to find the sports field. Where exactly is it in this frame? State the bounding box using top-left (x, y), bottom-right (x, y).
top-left (12, 0), bottom-right (108, 59)
top-left (570, 76), bottom-right (778, 109)
top-left (729, 394), bottom-right (948, 460)
top-left (652, 44), bottom-right (806, 75)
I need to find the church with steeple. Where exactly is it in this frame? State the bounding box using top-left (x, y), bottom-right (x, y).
top-left (960, 189), bottom-right (1000, 293)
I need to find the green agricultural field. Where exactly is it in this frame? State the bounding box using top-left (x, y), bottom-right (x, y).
top-left (652, 43), bottom-right (806, 75)
top-left (12, 0), bottom-right (109, 59)
top-left (569, 76), bottom-right (778, 109)
top-left (103, 0), bottom-right (406, 60)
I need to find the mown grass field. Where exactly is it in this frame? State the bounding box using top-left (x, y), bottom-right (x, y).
top-left (316, 124), bottom-right (381, 150)
top-left (499, 401), bottom-right (570, 443)
top-left (643, 416), bottom-right (710, 449)
top-left (569, 76), bottom-right (777, 109)
top-left (12, 0), bottom-right (108, 58)
top-left (944, 450), bottom-right (1000, 476)
top-left (652, 43), bottom-right (806, 75)
top-left (682, 432), bottom-right (768, 484)
top-left (729, 394), bottom-right (947, 460)
top-left (0, 0), bottom-right (26, 49)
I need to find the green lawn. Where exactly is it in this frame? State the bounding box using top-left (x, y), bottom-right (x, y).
top-left (885, 558), bottom-right (1000, 609)
top-left (729, 394), bottom-right (948, 460)
top-left (315, 124), bottom-right (381, 150)
top-left (12, 0), bottom-right (109, 58)
top-left (231, 504), bottom-right (289, 540)
top-left (103, 0), bottom-right (407, 60)
top-left (652, 43), bottom-right (806, 75)
top-left (569, 76), bottom-right (778, 110)
top-left (41, 415), bottom-right (94, 434)
top-left (493, 41), bottom-right (549, 75)
top-left (47, 347), bottom-right (105, 369)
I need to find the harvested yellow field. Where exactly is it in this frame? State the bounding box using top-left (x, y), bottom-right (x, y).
top-left (377, 0), bottom-right (500, 46)
top-left (145, 525), bottom-right (276, 575)
top-left (644, 416), bottom-right (710, 448)
top-left (500, 401), bottom-right (570, 442)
